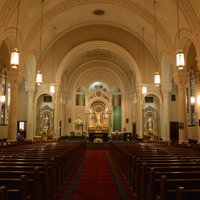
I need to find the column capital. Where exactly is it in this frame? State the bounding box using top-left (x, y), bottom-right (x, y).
top-left (174, 70), bottom-right (189, 88)
top-left (195, 56), bottom-right (200, 71)
top-left (7, 69), bottom-right (23, 86)
top-left (161, 83), bottom-right (172, 95)
top-left (135, 82), bottom-right (142, 95)
top-left (25, 81), bottom-right (36, 93)
top-left (55, 84), bottom-right (62, 95)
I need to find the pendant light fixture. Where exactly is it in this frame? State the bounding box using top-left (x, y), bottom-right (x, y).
top-left (10, 0), bottom-right (20, 69)
top-left (153, 0), bottom-right (160, 86)
top-left (36, 0), bottom-right (44, 85)
top-left (0, 95), bottom-right (5, 103)
top-left (50, 26), bottom-right (56, 95)
top-left (142, 28), bottom-right (147, 94)
top-left (176, 0), bottom-right (185, 70)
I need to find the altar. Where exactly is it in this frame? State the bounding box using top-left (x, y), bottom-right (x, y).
top-left (89, 132), bottom-right (108, 142)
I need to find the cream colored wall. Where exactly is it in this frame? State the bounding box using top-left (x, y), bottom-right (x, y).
top-left (0, 126), bottom-right (8, 138)
top-left (18, 82), bottom-right (28, 120)
top-left (187, 126), bottom-right (198, 140)
top-left (169, 96), bottom-right (179, 121)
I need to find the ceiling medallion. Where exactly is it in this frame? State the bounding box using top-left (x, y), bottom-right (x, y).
top-left (93, 9), bottom-right (105, 15)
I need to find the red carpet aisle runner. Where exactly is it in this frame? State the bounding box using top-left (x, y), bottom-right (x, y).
top-left (57, 150), bottom-right (135, 200)
top-left (71, 150), bottom-right (119, 200)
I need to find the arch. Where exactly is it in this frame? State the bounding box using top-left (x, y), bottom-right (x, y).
top-left (23, 53), bottom-right (37, 83)
top-left (55, 40), bottom-right (141, 87)
top-left (142, 92), bottom-right (162, 105)
top-left (161, 52), bottom-right (173, 84)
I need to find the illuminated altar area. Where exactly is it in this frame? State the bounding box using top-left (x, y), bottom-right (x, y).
top-left (85, 87), bottom-right (112, 142)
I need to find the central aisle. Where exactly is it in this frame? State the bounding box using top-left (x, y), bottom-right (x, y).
top-left (60, 150), bottom-right (135, 200)
top-left (72, 150), bottom-right (120, 199)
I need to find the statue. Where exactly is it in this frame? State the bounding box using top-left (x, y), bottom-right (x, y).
top-left (147, 115), bottom-right (153, 131)
top-left (43, 114), bottom-right (49, 131)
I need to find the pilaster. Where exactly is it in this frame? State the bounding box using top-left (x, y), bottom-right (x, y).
top-left (25, 81), bottom-right (35, 139)
top-left (7, 70), bottom-right (23, 141)
top-left (194, 69), bottom-right (200, 143)
top-left (161, 83), bottom-right (172, 141)
top-left (174, 70), bottom-right (188, 144)
top-left (54, 85), bottom-right (61, 138)
top-left (136, 83), bottom-right (143, 138)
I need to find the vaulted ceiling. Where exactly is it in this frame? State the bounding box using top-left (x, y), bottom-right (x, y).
top-left (0, 0), bottom-right (199, 89)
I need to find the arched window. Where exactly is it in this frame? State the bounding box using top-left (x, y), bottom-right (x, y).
top-left (0, 67), bottom-right (10, 125)
top-left (76, 86), bottom-right (86, 106)
top-left (111, 86), bottom-right (122, 131)
top-left (111, 87), bottom-right (121, 106)
top-left (186, 68), bottom-right (196, 126)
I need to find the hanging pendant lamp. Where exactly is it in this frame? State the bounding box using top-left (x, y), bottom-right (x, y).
top-left (50, 26), bottom-right (56, 95)
top-left (36, 0), bottom-right (44, 85)
top-left (10, 0), bottom-right (20, 69)
top-left (153, 1), bottom-right (160, 86)
top-left (176, 0), bottom-right (185, 70)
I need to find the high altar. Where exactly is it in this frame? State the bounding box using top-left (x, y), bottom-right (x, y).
top-left (85, 88), bottom-right (112, 142)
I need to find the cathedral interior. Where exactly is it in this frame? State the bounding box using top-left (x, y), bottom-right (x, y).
top-left (0, 0), bottom-right (200, 144)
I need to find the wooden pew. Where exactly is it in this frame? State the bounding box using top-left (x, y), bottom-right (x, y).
top-left (135, 160), bottom-right (199, 198)
top-left (176, 186), bottom-right (200, 200)
top-left (0, 175), bottom-right (28, 200)
top-left (110, 142), bottom-right (200, 200)
top-left (1, 157), bottom-right (58, 196)
top-left (0, 186), bottom-right (7, 200)
top-left (0, 142), bottom-right (86, 199)
top-left (0, 165), bottom-right (50, 200)
top-left (0, 167), bottom-right (41, 200)
top-left (146, 169), bottom-right (200, 199)
top-left (146, 169), bottom-right (200, 200)
top-left (159, 175), bottom-right (200, 200)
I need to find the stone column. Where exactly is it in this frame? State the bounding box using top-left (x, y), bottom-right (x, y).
top-left (195, 82), bottom-right (200, 143)
top-left (136, 83), bottom-right (143, 138)
top-left (161, 84), bottom-right (172, 141)
top-left (7, 70), bottom-right (23, 141)
top-left (54, 85), bottom-right (61, 138)
top-left (25, 82), bottom-right (35, 139)
top-left (175, 71), bottom-right (188, 143)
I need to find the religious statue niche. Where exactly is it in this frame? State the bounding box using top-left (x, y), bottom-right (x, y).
top-left (88, 102), bottom-right (109, 133)
top-left (147, 115), bottom-right (153, 132)
top-left (75, 117), bottom-right (83, 135)
top-left (143, 106), bottom-right (159, 142)
top-left (95, 105), bottom-right (104, 126)
top-left (86, 87), bottom-right (112, 134)
top-left (43, 114), bottom-right (50, 132)
top-left (39, 105), bottom-right (54, 139)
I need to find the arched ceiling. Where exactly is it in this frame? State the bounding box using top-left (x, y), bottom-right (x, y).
top-left (0, 0), bottom-right (199, 88)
